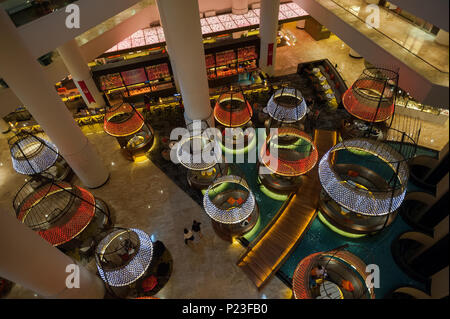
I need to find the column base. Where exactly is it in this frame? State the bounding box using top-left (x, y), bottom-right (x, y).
top-left (184, 109), bottom-right (215, 128)
top-left (0, 118), bottom-right (11, 133)
top-left (296, 20), bottom-right (306, 29)
top-left (435, 30), bottom-right (449, 46)
top-left (349, 48), bottom-right (363, 58)
top-left (259, 64), bottom-right (275, 77)
top-left (232, 8), bottom-right (248, 15)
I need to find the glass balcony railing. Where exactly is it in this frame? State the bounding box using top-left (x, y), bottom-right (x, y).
top-left (328, 0), bottom-right (449, 75)
top-left (75, 0), bottom-right (155, 47)
top-left (1, 0), bottom-right (78, 27)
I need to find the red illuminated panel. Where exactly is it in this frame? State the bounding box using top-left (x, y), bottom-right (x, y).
top-left (100, 73), bottom-right (124, 91)
top-left (238, 46), bottom-right (257, 62)
top-left (145, 63), bottom-right (170, 81)
top-left (121, 68), bottom-right (147, 86)
top-left (216, 50), bottom-right (236, 66)
top-left (205, 54), bottom-right (216, 68)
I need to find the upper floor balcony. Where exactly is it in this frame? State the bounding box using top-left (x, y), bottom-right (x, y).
top-left (295, 0), bottom-right (449, 108)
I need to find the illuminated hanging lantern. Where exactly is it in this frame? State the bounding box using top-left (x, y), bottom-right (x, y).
top-left (203, 175), bottom-right (259, 241)
top-left (176, 134), bottom-right (221, 171)
top-left (342, 67), bottom-right (399, 123)
top-left (266, 87), bottom-right (307, 123)
top-left (258, 127), bottom-right (318, 196)
top-left (204, 175), bottom-right (256, 224)
top-left (176, 133), bottom-right (227, 190)
top-left (104, 102), bottom-right (154, 161)
top-left (318, 138), bottom-right (409, 217)
top-left (13, 178), bottom-right (111, 247)
top-left (9, 132), bottom-right (59, 176)
top-left (95, 228), bottom-right (153, 287)
top-left (261, 128), bottom-right (318, 177)
top-left (214, 91), bottom-right (253, 128)
top-left (292, 250), bottom-right (375, 299)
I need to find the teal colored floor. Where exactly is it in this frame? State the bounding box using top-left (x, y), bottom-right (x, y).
top-left (235, 133), bottom-right (287, 243)
top-left (277, 145), bottom-right (438, 298)
top-left (237, 140), bottom-right (438, 298)
top-left (278, 214), bottom-right (425, 298)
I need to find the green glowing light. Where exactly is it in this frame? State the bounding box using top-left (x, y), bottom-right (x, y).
top-left (259, 183), bottom-right (290, 201)
top-left (242, 213), bottom-right (262, 241)
top-left (317, 211), bottom-right (367, 238)
top-left (338, 136), bottom-right (371, 156)
top-left (220, 133), bottom-right (257, 155)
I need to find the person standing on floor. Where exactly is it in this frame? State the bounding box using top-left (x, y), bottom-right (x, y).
top-left (192, 220), bottom-right (203, 239)
top-left (184, 228), bottom-right (194, 246)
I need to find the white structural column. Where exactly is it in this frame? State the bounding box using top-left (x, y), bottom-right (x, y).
top-left (0, 10), bottom-right (109, 188)
top-left (0, 117), bottom-right (10, 133)
top-left (349, 48), bottom-right (363, 58)
top-left (0, 210), bottom-right (105, 298)
top-left (259, 0), bottom-right (280, 76)
top-left (156, 0), bottom-right (213, 126)
top-left (435, 29), bottom-right (449, 46)
top-left (57, 39), bottom-right (106, 109)
top-left (232, 0), bottom-right (249, 15)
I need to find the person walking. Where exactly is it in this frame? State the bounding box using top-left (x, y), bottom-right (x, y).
top-left (184, 228), bottom-right (194, 246)
top-left (191, 220), bottom-right (203, 239)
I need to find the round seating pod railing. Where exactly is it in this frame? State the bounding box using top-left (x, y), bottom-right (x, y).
top-left (203, 175), bottom-right (256, 225)
top-left (266, 87), bottom-right (308, 123)
top-left (95, 228), bottom-right (154, 288)
top-left (318, 138), bottom-right (409, 216)
top-left (260, 127), bottom-right (318, 177)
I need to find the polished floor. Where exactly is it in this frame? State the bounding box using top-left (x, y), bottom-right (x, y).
top-left (332, 0), bottom-right (449, 73)
top-left (277, 23), bottom-right (449, 151)
top-left (314, 0), bottom-right (449, 87)
top-left (0, 128), bottom-right (292, 299)
top-left (1, 25), bottom-right (448, 299)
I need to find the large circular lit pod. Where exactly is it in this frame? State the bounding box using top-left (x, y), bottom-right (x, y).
top-left (95, 228), bottom-right (153, 287)
top-left (203, 175), bottom-right (256, 224)
top-left (260, 127), bottom-right (318, 177)
top-left (104, 103), bottom-right (145, 137)
top-left (292, 250), bottom-right (375, 299)
top-left (9, 133), bottom-right (59, 176)
top-left (266, 87), bottom-right (307, 123)
top-left (318, 138), bottom-right (409, 216)
top-left (176, 134), bottom-right (221, 171)
top-left (214, 92), bottom-right (253, 127)
top-left (342, 68), bottom-right (398, 123)
top-left (13, 181), bottom-right (96, 246)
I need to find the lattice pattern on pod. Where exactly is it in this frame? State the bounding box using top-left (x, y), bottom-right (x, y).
top-left (266, 87), bottom-right (307, 123)
top-left (203, 175), bottom-right (255, 224)
top-left (318, 138), bottom-right (409, 216)
top-left (96, 228), bottom-right (153, 287)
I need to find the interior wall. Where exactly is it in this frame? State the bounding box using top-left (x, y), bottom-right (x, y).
top-left (0, 88), bottom-right (22, 118)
